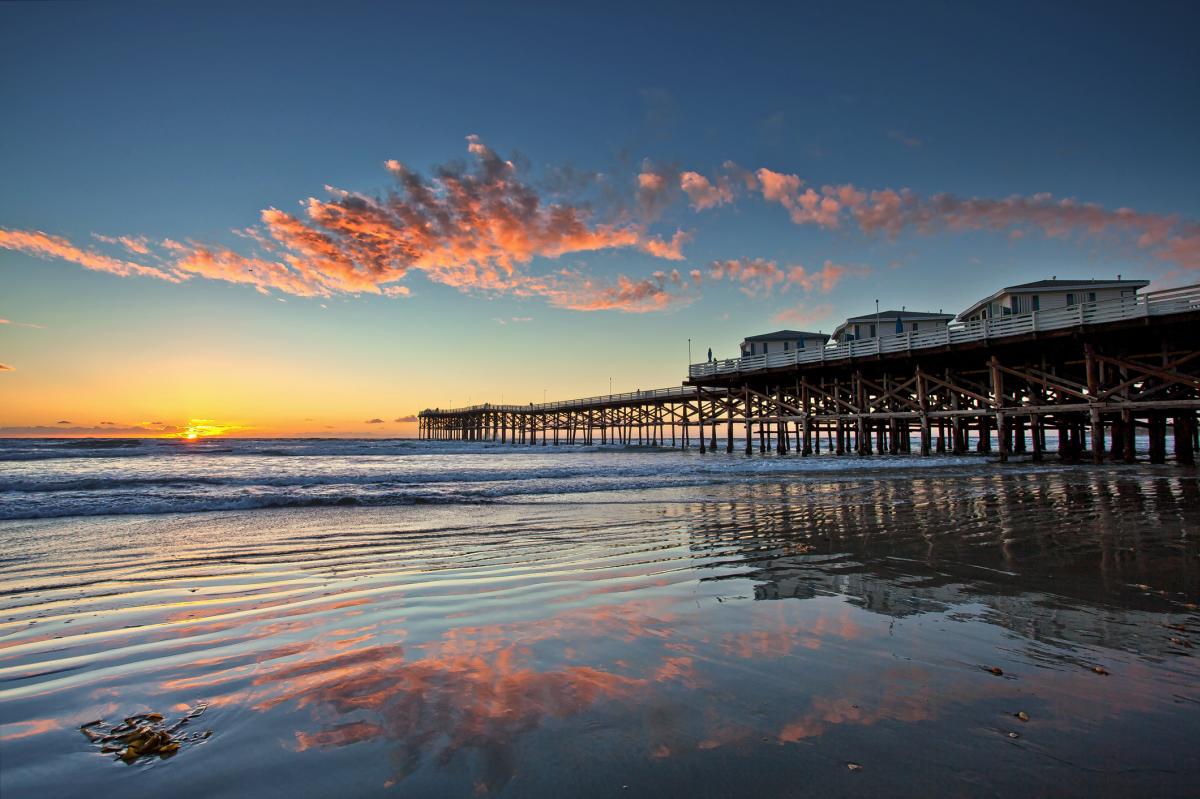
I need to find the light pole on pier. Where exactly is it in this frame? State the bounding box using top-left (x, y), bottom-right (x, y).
top-left (688, 337), bottom-right (692, 365)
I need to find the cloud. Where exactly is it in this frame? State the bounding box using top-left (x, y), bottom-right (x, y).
top-left (0, 363), bottom-right (13, 371)
top-left (707, 258), bottom-right (790, 297)
top-left (0, 136), bottom-right (691, 308)
top-left (640, 229), bottom-right (691, 261)
top-left (527, 268), bottom-right (694, 313)
top-left (494, 316), bottom-right (534, 325)
top-left (56, 420), bottom-right (71, 424)
top-left (680, 171), bottom-right (734, 211)
top-left (93, 233), bottom-right (152, 255)
top-left (786, 261), bottom-right (867, 293)
top-left (0, 422), bottom-right (180, 436)
top-left (0, 228), bottom-right (178, 281)
top-left (635, 161), bottom-right (680, 221)
top-left (0, 318), bottom-right (45, 328)
top-left (364, 418), bottom-right (385, 424)
top-left (705, 258), bottom-right (865, 298)
top-left (393, 415), bottom-right (418, 423)
top-left (746, 175), bottom-right (1199, 270)
top-left (887, 129), bottom-right (923, 149)
top-left (772, 303), bottom-right (834, 326)
top-left (754, 169), bottom-right (844, 227)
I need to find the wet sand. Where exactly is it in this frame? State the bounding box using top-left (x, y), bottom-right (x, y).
top-left (1, 464), bottom-right (1198, 797)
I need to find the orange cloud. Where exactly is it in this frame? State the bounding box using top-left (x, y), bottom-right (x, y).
top-left (0, 137), bottom-right (692, 310)
top-left (635, 161), bottom-right (679, 220)
top-left (0, 228), bottom-right (177, 281)
top-left (640, 229), bottom-right (691, 260)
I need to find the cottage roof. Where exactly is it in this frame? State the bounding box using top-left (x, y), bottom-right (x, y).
top-left (841, 310), bottom-right (953, 324)
top-left (741, 329), bottom-right (827, 343)
top-left (956, 278), bottom-right (1149, 320)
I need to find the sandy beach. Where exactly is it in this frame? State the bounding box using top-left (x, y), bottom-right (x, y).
top-left (2, 442), bottom-right (1197, 797)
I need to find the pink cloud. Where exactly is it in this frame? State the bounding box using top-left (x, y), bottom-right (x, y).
top-left (680, 171), bottom-right (734, 210)
top-left (786, 261), bottom-right (866, 293)
top-left (93, 233), bottom-right (152, 255)
top-left (742, 171), bottom-right (1198, 270)
top-left (772, 303), bottom-right (833, 325)
top-left (707, 258), bottom-right (865, 298)
top-left (0, 363), bottom-right (13, 372)
top-left (754, 169), bottom-right (842, 228)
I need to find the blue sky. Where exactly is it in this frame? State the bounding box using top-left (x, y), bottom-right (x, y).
top-left (2, 1), bottom-right (1197, 433)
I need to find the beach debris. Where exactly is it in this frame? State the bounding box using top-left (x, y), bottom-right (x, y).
top-left (982, 665), bottom-right (1004, 676)
top-left (1091, 665), bottom-right (1110, 676)
top-left (1015, 711), bottom-right (1029, 722)
top-left (1007, 732), bottom-right (1020, 739)
top-left (847, 762), bottom-right (863, 771)
top-left (79, 703), bottom-right (212, 763)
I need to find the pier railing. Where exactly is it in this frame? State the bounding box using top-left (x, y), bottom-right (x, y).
top-left (689, 282), bottom-right (1200, 378)
top-left (425, 385), bottom-right (726, 415)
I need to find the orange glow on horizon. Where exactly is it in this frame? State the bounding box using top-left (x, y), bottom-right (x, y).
top-left (168, 419), bottom-right (244, 440)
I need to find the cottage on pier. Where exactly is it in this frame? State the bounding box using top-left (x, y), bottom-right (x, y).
top-left (831, 310), bottom-right (953, 343)
top-left (956, 278), bottom-right (1149, 321)
top-left (739, 329), bottom-right (829, 357)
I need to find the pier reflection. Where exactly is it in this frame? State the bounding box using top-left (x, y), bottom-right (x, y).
top-left (241, 468), bottom-right (1199, 794)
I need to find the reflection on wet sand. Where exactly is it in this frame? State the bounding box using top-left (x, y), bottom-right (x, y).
top-left (1, 466), bottom-right (1198, 797)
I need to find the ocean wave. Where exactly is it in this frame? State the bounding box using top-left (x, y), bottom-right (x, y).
top-left (0, 437), bottom-right (998, 520)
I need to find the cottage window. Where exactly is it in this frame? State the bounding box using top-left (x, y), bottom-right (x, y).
top-left (869, 324), bottom-right (876, 338)
top-left (763, 343), bottom-right (769, 354)
top-left (911, 322), bottom-right (918, 331)
top-left (783, 342), bottom-right (789, 351)
top-left (1032, 295), bottom-right (1040, 311)
top-left (1088, 292), bottom-right (1096, 302)
top-left (1066, 293), bottom-right (1076, 306)
top-left (797, 339), bottom-right (804, 349)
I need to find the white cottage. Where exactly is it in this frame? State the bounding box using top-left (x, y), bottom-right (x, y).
top-left (830, 310), bottom-right (954, 343)
top-left (739, 329), bottom-right (829, 357)
top-left (957, 278), bottom-right (1148, 322)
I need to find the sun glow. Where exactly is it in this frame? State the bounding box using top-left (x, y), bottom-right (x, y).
top-left (171, 419), bottom-right (243, 440)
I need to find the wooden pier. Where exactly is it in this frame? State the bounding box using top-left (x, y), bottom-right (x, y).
top-left (420, 283), bottom-right (1200, 464)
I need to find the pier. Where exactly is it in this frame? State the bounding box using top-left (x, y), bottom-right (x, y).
top-left (420, 283), bottom-right (1200, 464)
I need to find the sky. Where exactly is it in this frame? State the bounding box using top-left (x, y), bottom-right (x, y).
top-left (1, 1), bottom-right (1198, 437)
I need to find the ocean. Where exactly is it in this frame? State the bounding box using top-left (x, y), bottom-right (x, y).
top-left (1, 439), bottom-right (1197, 797)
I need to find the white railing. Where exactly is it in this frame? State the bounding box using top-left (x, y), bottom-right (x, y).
top-left (688, 283), bottom-right (1200, 378)
top-left (422, 386), bottom-right (729, 416)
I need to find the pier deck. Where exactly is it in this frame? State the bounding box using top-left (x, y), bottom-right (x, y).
top-left (420, 283), bottom-right (1200, 463)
